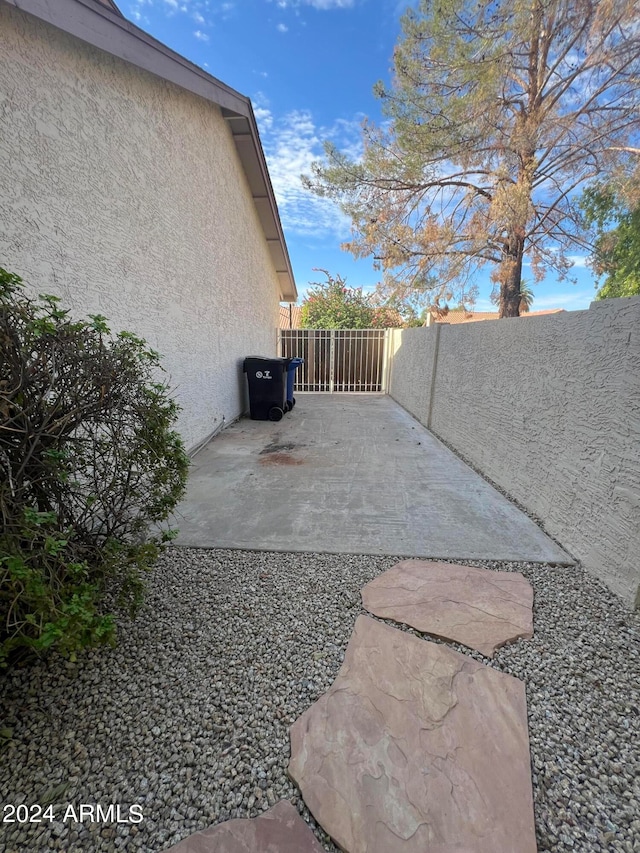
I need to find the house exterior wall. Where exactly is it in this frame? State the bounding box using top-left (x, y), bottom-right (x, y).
top-left (0, 4), bottom-right (281, 451)
top-left (389, 297), bottom-right (640, 608)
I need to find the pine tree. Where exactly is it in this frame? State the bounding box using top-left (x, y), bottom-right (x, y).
top-left (305, 0), bottom-right (640, 316)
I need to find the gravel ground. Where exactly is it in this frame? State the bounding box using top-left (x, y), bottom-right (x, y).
top-left (1, 548), bottom-right (638, 853)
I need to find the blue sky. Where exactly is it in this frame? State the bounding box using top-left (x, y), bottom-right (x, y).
top-left (126, 0), bottom-right (600, 312)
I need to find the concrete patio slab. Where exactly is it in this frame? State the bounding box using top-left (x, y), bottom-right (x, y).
top-left (173, 394), bottom-right (572, 563)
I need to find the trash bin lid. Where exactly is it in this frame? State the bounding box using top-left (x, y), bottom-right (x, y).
top-left (243, 356), bottom-right (288, 372)
top-left (285, 357), bottom-right (304, 371)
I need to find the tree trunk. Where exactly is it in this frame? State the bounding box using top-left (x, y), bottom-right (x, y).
top-left (499, 235), bottom-right (525, 317)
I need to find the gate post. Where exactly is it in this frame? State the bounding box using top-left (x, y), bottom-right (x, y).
top-left (381, 329), bottom-right (390, 393)
top-left (329, 329), bottom-right (336, 393)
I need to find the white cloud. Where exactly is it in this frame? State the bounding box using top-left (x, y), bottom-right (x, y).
top-left (277, 22), bottom-right (289, 31)
top-left (128, 1), bottom-right (152, 24)
top-left (253, 97), bottom-right (364, 239)
top-left (530, 290), bottom-right (594, 309)
top-left (130, 0), bottom-right (220, 24)
top-left (567, 255), bottom-right (588, 268)
top-left (471, 298), bottom-right (495, 312)
top-left (253, 105), bottom-right (274, 132)
top-left (194, 29), bottom-right (210, 40)
top-left (271, 0), bottom-right (354, 8)
top-left (465, 288), bottom-right (594, 313)
top-left (305, 0), bottom-right (354, 7)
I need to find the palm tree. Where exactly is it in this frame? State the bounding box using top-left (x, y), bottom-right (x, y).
top-left (519, 281), bottom-right (534, 314)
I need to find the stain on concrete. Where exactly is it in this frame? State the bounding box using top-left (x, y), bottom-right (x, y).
top-left (258, 452), bottom-right (304, 466)
top-left (176, 394), bottom-right (572, 564)
top-left (259, 442), bottom-right (297, 456)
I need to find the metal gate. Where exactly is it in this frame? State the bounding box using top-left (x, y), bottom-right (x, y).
top-left (278, 329), bottom-right (390, 393)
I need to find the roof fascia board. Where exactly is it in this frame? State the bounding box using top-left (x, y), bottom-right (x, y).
top-left (3, 0), bottom-right (297, 301)
top-left (95, 0), bottom-right (123, 16)
top-left (226, 105), bottom-right (297, 297)
top-left (3, 0), bottom-right (250, 115)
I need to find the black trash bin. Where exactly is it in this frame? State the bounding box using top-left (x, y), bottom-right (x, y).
top-left (243, 356), bottom-right (288, 421)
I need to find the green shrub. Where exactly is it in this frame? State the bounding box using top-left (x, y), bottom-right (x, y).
top-left (0, 268), bottom-right (190, 667)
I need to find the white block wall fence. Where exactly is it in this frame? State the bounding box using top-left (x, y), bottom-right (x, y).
top-left (387, 297), bottom-right (640, 609)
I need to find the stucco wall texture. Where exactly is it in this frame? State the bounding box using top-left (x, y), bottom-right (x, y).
top-left (0, 5), bottom-right (281, 451)
top-left (389, 298), bottom-right (640, 608)
top-left (388, 326), bottom-right (439, 426)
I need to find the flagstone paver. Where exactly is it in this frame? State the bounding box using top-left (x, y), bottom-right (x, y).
top-left (165, 800), bottom-right (325, 853)
top-left (289, 615), bottom-right (537, 853)
top-left (361, 559), bottom-right (534, 657)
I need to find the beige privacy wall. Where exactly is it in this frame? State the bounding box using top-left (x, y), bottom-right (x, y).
top-left (389, 297), bottom-right (640, 608)
top-left (0, 5), bottom-right (281, 451)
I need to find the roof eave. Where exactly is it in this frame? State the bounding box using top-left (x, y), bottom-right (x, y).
top-left (94, 0), bottom-right (123, 16)
top-left (222, 107), bottom-right (297, 302)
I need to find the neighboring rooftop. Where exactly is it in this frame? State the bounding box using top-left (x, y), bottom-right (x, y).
top-left (279, 304), bottom-right (303, 329)
top-left (278, 305), bottom-right (566, 329)
top-left (427, 308), bottom-right (566, 325)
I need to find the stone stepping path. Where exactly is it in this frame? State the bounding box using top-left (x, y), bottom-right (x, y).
top-left (288, 615), bottom-right (537, 853)
top-left (361, 559), bottom-right (534, 657)
top-left (171, 563), bottom-right (536, 851)
top-left (165, 799), bottom-right (325, 852)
